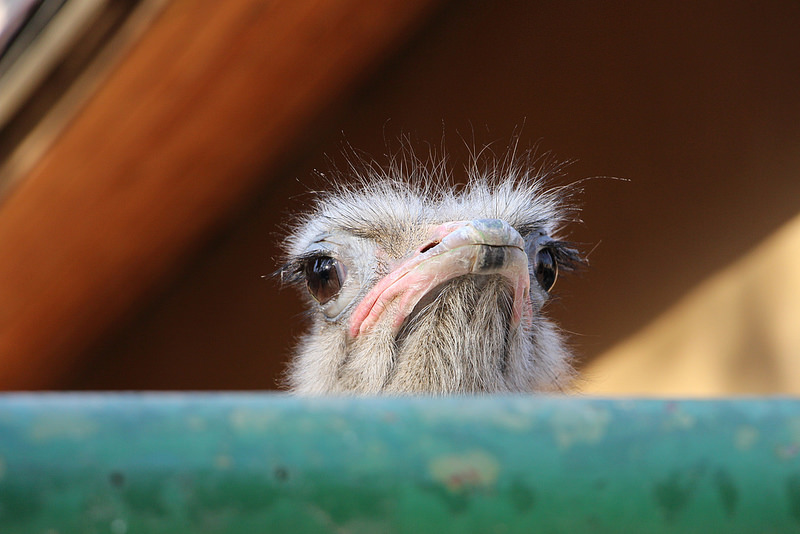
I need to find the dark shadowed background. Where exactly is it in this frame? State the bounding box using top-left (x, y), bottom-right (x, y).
top-left (2, 1), bottom-right (798, 391)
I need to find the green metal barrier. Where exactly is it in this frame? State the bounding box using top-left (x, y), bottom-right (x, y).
top-left (0, 394), bottom-right (799, 533)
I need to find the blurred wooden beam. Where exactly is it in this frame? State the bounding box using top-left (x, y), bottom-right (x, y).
top-left (0, 0), bottom-right (443, 389)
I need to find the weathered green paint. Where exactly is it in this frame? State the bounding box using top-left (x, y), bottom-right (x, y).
top-left (0, 394), bottom-right (799, 533)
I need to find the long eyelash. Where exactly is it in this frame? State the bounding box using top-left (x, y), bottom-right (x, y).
top-left (515, 221), bottom-right (549, 238)
top-left (274, 252), bottom-right (331, 286)
top-left (548, 241), bottom-right (586, 272)
top-left (274, 263), bottom-right (303, 286)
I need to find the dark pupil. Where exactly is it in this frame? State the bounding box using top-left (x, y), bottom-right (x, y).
top-left (534, 248), bottom-right (558, 292)
top-left (304, 257), bottom-right (341, 304)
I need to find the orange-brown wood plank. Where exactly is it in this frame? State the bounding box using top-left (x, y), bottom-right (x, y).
top-left (0, 0), bottom-right (442, 389)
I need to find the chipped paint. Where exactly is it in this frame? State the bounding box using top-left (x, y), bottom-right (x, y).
top-left (215, 454), bottom-right (233, 470)
top-left (662, 401), bottom-right (696, 431)
top-left (186, 415), bottom-right (207, 432)
top-left (551, 405), bottom-right (611, 449)
top-left (735, 425), bottom-right (759, 451)
top-left (110, 518), bottom-right (128, 534)
top-left (228, 408), bottom-right (278, 431)
top-left (488, 411), bottom-right (535, 431)
top-left (29, 415), bottom-right (98, 441)
top-left (429, 451), bottom-right (500, 491)
top-left (775, 443), bottom-right (800, 461)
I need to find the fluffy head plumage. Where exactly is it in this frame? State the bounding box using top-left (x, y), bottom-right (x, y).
top-left (278, 146), bottom-right (583, 394)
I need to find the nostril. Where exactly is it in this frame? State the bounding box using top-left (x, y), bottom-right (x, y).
top-left (420, 240), bottom-right (440, 253)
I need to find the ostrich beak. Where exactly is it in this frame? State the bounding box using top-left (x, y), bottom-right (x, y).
top-left (349, 219), bottom-right (532, 338)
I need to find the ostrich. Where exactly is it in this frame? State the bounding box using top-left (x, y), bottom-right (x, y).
top-left (278, 149), bottom-right (583, 394)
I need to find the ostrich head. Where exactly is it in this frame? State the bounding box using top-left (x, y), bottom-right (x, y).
top-left (279, 150), bottom-right (583, 394)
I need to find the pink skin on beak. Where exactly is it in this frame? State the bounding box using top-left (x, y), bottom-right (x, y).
top-left (348, 219), bottom-right (532, 338)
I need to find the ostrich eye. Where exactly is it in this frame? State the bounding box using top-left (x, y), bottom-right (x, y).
top-left (534, 248), bottom-right (558, 292)
top-left (304, 256), bottom-right (345, 304)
